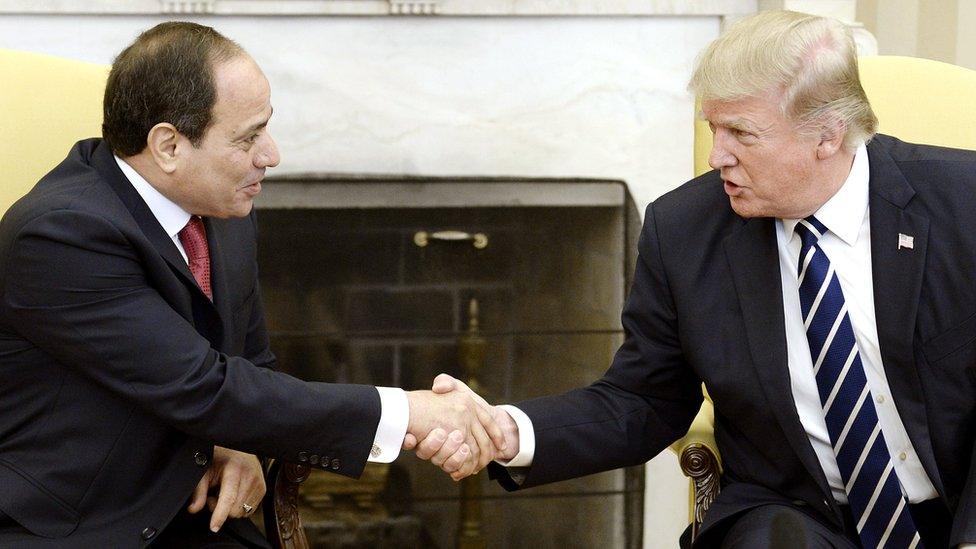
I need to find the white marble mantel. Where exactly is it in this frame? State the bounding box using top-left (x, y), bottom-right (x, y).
top-left (0, 0), bottom-right (755, 17)
top-left (0, 13), bottom-right (721, 211)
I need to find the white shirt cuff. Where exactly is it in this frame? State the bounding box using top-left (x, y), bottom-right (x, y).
top-left (959, 545), bottom-right (976, 548)
top-left (368, 387), bottom-right (408, 463)
top-left (495, 404), bottom-right (535, 467)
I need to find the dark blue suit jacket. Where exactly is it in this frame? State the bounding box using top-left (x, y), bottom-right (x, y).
top-left (490, 135), bottom-right (976, 547)
top-left (0, 139), bottom-right (382, 547)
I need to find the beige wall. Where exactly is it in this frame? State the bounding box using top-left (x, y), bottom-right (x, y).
top-left (918, 0), bottom-right (959, 61)
top-left (959, 0), bottom-right (976, 69)
top-left (858, 0), bottom-right (976, 70)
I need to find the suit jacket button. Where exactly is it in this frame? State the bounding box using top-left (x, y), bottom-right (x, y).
top-left (141, 527), bottom-right (157, 540)
top-left (194, 451), bottom-right (209, 467)
top-left (330, 459), bottom-right (340, 470)
top-left (309, 454), bottom-right (320, 465)
top-left (298, 451), bottom-right (308, 462)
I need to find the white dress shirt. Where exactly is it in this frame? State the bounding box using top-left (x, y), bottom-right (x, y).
top-left (503, 146), bottom-right (940, 504)
top-left (115, 156), bottom-right (408, 463)
top-left (777, 144), bottom-right (937, 504)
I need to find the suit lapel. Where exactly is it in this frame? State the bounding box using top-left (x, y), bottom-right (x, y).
top-left (725, 217), bottom-right (835, 500)
top-left (204, 217), bottom-right (231, 343)
top-left (92, 141), bottom-right (220, 320)
top-left (866, 139), bottom-right (945, 497)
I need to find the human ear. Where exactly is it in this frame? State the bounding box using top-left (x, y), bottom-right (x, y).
top-left (146, 123), bottom-right (181, 174)
top-left (816, 115), bottom-right (847, 160)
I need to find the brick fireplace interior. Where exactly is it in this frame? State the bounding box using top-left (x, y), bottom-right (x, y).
top-left (256, 176), bottom-right (642, 548)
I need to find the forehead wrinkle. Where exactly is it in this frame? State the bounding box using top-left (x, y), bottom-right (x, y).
top-left (709, 113), bottom-right (760, 133)
top-left (238, 109), bottom-right (272, 136)
top-left (220, 96), bottom-right (273, 142)
top-left (706, 98), bottom-right (783, 136)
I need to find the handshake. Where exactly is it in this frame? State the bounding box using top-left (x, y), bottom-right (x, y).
top-left (403, 374), bottom-right (519, 481)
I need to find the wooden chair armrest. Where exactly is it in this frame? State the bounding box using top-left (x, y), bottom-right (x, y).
top-left (263, 459), bottom-right (311, 549)
top-left (677, 442), bottom-right (721, 542)
top-left (669, 397), bottom-right (722, 543)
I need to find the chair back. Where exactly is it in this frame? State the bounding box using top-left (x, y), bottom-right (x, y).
top-left (693, 55), bottom-right (976, 176)
top-left (0, 48), bottom-right (108, 217)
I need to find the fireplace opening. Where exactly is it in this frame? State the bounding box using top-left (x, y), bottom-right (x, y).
top-left (256, 176), bottom-right (642, 548)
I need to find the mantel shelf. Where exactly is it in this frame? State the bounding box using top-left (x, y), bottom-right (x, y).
top-left (255, 176), bottom-right (626, 209)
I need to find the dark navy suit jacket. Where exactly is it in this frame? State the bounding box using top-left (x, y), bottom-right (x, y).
top-left (489, 135), bottom-right (976, 547)
top-left (0, 139), bottom-right (382, 547)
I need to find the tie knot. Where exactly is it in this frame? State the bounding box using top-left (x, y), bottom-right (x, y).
top-left (795, 215), bottom-right (828, 250)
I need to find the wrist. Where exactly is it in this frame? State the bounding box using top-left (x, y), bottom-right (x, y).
top-left (497, 408), bottom-right (520, 460)
top-left (405, 390), bottom-right (430, 435)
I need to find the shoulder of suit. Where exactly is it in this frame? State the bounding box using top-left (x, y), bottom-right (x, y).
top-left (871, 133), bottom-right (976, 165)
top-left (644, 169), bottom-right (736, 233)
top-left (3, 139), bottom-right (125, 234)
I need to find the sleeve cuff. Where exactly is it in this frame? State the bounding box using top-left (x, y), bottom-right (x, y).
top-left (368, 387), bottom-right (409, 463)
top-left (495, 404), bottom-right (535, 468)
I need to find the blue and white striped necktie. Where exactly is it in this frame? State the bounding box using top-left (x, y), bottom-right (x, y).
top-left (795, 216), bottom-right (922, 549)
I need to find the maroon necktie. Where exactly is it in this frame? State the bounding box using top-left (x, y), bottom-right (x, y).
top-left (178, 216), bottom-right (212, 300)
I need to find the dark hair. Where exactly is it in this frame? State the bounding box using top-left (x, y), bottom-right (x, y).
top-left (102, 21), bottom-right (243, 156)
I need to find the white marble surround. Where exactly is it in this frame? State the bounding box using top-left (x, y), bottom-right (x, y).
top-left (0, 5), bottom-right (740, 546)
top-left (0, 13), bottom-right (722, 210)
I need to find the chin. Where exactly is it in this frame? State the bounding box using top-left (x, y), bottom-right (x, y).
top-left (729, 197), bottom-right (779, 219)
top-left (729, 199), bottom-right (759, 218)
top-left (211, 203), bottom-right (253, 219)
top-left (233, 200), bottom-right (255, 218)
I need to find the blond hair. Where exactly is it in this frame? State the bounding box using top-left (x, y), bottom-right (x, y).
top-left (689, 10), bottom-right (877, 150)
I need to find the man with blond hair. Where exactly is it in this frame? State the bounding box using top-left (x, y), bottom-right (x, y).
top-left (412, 10), bottom-right (976, 548)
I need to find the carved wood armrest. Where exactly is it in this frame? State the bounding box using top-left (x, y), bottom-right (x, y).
top-left (263, 460), bottom-right (311, 549)
top-left (678, 443), bottom-right (721, 543)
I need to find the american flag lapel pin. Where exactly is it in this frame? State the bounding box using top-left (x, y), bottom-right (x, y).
top-left (898, 233), bottom-right (914, 250)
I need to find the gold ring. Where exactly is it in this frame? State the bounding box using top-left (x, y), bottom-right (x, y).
top-left (242, 503), bottom-right (255, 515)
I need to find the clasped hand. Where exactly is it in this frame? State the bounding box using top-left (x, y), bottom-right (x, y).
top-left (404, 374), bottom-right (519, 480)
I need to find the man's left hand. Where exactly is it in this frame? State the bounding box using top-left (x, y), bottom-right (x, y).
top-left (187, 446), bottom-right (265, 532)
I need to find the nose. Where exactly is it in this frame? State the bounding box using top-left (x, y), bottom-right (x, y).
top-left (708, 133), bottom-right (737, 171)
top-left (255, 133), bottom-right (280, 169)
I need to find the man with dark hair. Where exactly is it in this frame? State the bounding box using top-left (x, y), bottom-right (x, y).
top-left (102, 22), bottom-right (245, 156)
top-left (0, 22), bottom-right (501, 548)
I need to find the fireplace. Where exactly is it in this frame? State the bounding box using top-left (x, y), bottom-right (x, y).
top-left (255, 175), bottom-right (642, 548)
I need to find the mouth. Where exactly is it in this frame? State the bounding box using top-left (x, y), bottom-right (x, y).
top-left (723, 180), bottom-right (743, 197)
top-left (239, 180), bottom-right (262, 197)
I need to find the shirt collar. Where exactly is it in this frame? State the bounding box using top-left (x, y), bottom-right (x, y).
top-left (781, 143), bottom-right (869, 247)
top-left (114, 155), bottom-right (192, 240)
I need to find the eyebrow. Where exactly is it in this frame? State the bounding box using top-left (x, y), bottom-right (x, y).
top-left (238, 107), bottom-right (273, 137)
top-left (718, 117), bottom-right (754, 132)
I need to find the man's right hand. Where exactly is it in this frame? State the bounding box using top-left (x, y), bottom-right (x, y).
top-left (406, 374), bottom-right (520, 480)
top-left (405, 384), bottom-right (507, 479)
